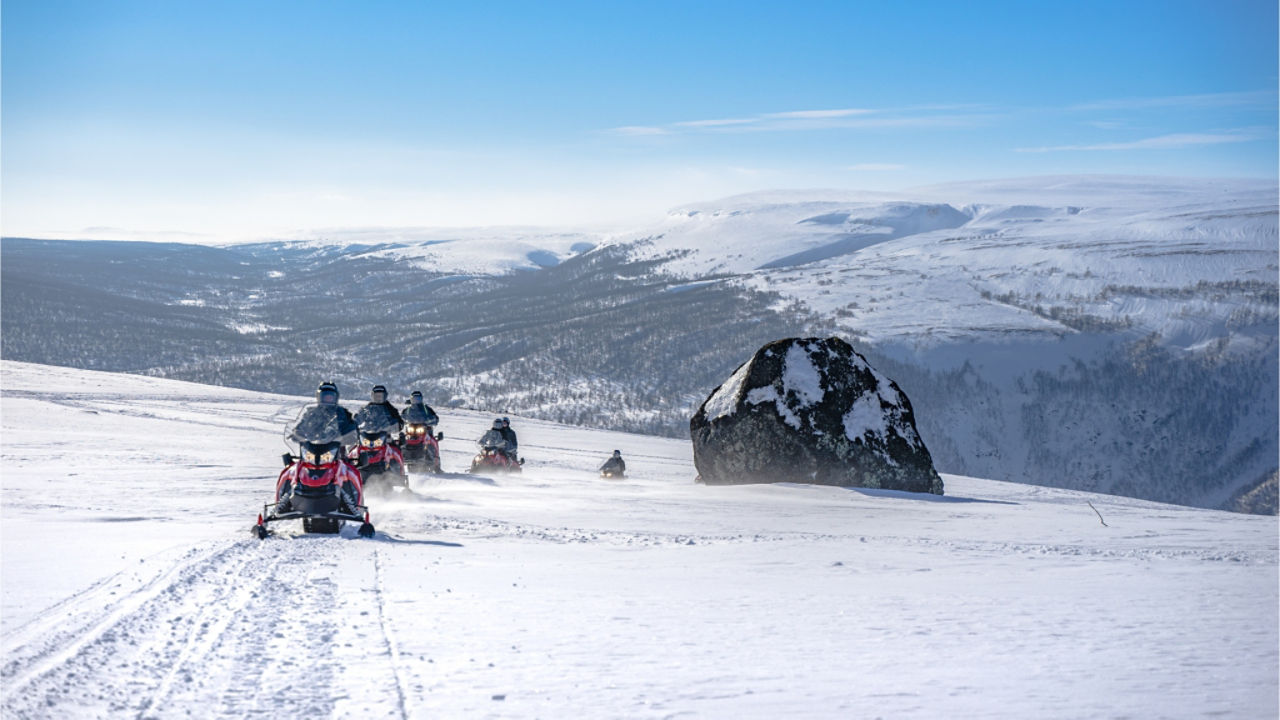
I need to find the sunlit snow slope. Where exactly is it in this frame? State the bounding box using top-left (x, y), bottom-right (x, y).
top-left (2, 361), bottom-right (1276, 718)
top-left (629, 176), bottom-right (1276, 346)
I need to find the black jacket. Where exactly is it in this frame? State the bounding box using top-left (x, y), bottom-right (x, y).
top-left (499, 426), bottom-right (518, 452)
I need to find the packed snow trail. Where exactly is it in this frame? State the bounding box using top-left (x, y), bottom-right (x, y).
top-left (1, 534), bottom-right (420, 718)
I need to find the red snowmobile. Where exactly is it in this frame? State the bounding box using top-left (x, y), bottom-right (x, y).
top-left (253, 403), bottom-right (374, 538)
top-left (351, 404), bottom-right (410, 493)
top-left (469, 428), bottom-right (522, 474)
top-left (402, 422), bottom-right (443, 473)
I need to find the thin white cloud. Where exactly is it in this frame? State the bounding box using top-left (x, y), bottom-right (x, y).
top-left (764, 108), bottom-right (874, 119)
top-left (609, 106), bottom-right (996, 137)
top-left (1069, 90), bottom-right (1277, 112)
top-left (1016, 129), bottom-right (1266, 153)
top-left (673, 117), bottom-right (759, 128)
top-left (847, 163), bottom-right (906, 171)
top-left (610, 125), bottom-right (670, 136)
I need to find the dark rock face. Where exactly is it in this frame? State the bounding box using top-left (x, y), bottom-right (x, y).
top-left (690, 337), bottom-right (943, 494)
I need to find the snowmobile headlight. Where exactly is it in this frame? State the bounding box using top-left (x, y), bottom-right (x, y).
top-left (305, 449), bottom-right (336, 464)
top-left (301, 442), bottom-right (341, 466)
top-left (408, 425), bottom-right (425, 436)
top-left (372, 436), bottom-right (385, 448)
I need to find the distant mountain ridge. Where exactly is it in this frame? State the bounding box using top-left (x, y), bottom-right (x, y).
top-left (3, 176), bottom-right (1276, 513)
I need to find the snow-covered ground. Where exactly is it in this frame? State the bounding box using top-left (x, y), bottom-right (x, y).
top-left (2, 360), bottom-right (1276, 718)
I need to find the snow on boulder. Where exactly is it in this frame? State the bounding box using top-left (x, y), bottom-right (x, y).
top-left (690, 337), bottom-right (943, 494)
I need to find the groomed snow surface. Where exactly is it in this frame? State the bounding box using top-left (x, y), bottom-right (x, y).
top-left (1, 360), bottom-right (1276, 718)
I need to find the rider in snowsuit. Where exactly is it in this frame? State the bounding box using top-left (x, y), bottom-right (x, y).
top-left (498, 416), bottom-right (518, 462)
top-left (479, 419), bottom-right (509, 454)
top-left (600, 450), bottom-right (626, 476)
top-left (401, 390), bottom-right (440, 429)
top-left (295, 381), bottom-right (358, 447)
top-left (360, 384), bottom-right (404, 434)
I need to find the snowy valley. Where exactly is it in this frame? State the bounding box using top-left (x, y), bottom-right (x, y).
top-left (1, 361), bottom-right (1276, 718)
top-left (3, 176), bottom-right (1275, 514)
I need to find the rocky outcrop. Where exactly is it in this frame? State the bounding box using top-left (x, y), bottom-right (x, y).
top-left (690, 337), bottom-right (943, 494)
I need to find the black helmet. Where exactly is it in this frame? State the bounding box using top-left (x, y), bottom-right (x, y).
top-left (371, 385), bottom-right (387, 403)
top-left (492, 418), bottom-right (504, 430)
top-left (316, 381), bottom-right (339, 405)
top-left (410, 390), bottom-right (423, 402)
top-left (502, 416), bottom-right (510, 427)
top-left (613, 450), bottom-right (621, 457)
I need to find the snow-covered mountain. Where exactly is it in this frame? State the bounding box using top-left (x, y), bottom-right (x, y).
top-left (629, 176), bottom-right (1275, 345)
top-left (2, 176), bottom-right (1275, 514)
top-left (2, 361), bottom-right (1276, 718)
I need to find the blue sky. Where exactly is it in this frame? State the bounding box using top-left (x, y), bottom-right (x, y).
top-left (3, 0), bottom-right (1276, 239)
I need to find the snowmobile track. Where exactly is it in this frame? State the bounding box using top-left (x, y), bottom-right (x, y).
top-left (1, 535), bottom-right (413, 718)
top-left (373, 545), bottom-right (411, 720)
top-left (1, 541), bottom-right (240, 700)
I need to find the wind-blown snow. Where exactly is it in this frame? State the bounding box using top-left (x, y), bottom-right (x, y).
top-left (2, 360), bottom-right (1276, 718)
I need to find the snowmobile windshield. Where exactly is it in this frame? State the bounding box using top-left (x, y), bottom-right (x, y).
top-left (354, 404), bottom-right (399, 435)
top-left (478, 429), bottom-right (508, 450)
top-left (402, 404), bottom-right (437, 425)
top-left (286, 403), bottom-right (355, 446)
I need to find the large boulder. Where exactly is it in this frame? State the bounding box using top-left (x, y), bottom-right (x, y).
top-left (691, 337), bottom-right (943, 494)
